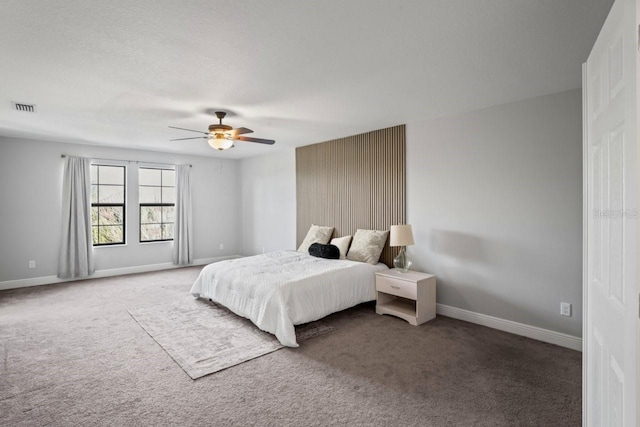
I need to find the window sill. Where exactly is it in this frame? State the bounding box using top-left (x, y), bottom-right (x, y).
top-left (139, 240), bottom-right (174, 245)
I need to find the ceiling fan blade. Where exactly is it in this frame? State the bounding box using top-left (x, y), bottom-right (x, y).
top-left (236, 136), bottom-right (276, 145)
top-left (233, 127), bottom-right (253, 136)
top-left (168, 126), bottom-right (210, 135)
top-left (170, 136), bottom-right (208, 141)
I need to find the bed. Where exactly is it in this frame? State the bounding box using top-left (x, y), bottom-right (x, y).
top-left (190, 250), bottom-right (388, 347)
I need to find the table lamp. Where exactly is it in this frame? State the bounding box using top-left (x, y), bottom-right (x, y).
top-left (390, 224), bottom-right (414, 273)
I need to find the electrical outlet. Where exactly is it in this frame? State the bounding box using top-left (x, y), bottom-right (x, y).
top-left (219, 243), bottom-right (224, 250)
top-left (28, 260), bottom-right (36, 269)
top-left (560, 302), bottom-right (572, 317)
top-left (262, 247), bottom-right (265, 253)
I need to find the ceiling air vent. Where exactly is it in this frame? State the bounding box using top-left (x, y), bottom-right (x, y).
top-left (13, 102), bottom-right (36, 112)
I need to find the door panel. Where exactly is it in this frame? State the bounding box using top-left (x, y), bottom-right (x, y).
top-left (584, 0), bottom-right (637, 425)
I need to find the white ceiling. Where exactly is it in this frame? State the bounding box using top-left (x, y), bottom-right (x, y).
top-left (0, 0), bottom-right (612, 159)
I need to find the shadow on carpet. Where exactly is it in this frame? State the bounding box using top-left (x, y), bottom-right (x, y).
top-left (128, 299), bottom-right (334, 379)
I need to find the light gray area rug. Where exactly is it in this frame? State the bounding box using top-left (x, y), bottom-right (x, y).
top-left (129, 299), bottom-right (333, 379)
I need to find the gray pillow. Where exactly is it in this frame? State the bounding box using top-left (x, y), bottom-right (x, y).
top-left (346, 229), bottom-right (389, 264)
top-left (297, 225), bottom-right (334, 252)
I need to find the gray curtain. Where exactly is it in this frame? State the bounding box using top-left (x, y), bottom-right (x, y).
top-left (173, 164), bottom-right (193, 265)
top-left (58, 156), bottom-right (94, 279)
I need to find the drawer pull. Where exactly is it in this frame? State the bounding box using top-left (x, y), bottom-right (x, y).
top-left (390, 285), bottom-right (400, 289)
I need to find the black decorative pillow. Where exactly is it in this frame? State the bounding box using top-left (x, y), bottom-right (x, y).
top-left (309, 243), bottom-right (340, 259)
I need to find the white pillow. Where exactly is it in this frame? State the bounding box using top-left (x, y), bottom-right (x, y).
top-left (330, 235), bottom-right (352, 259)
top-left (297, 224), bottom-right (334, 253)
top-left (346, 229), bottom-right (389, 264)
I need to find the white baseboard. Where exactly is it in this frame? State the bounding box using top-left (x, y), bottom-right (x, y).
top-left (436, 303), bottom-right (582, 352)
top-left (0, 255), bottom-right (242, 291)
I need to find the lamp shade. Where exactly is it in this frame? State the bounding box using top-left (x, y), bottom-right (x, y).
top-left (390, 224), bottom-right (414, 247)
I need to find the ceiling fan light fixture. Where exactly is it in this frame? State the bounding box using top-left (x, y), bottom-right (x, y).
top-left (169, 109), bottom-right (274, 149)
top-left (208, 134), bottom-right (234, 150)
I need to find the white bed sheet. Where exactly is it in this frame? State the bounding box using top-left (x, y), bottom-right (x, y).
top-left (190, 250), bottom-right (388, 347)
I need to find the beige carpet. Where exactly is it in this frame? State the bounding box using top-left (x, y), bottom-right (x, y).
top-left (0, 267), bottom-right (582, 426)
top-left (129, 299), bottom-right (334, 379)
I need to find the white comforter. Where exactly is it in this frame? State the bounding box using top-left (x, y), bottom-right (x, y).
top-left (190, 251), bottom-right (388, 347)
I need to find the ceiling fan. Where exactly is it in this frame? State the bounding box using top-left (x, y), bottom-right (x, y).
top-left (169, 111), bottom-right (275, 151)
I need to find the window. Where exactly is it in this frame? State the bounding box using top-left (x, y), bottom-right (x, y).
top-left (139, 168), bottom-right (175, 242)
top-left (91, 165), bottom-right (126, 245)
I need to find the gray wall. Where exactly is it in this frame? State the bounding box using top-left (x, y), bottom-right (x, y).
top-left (0, 137), bottom-right (241, 283)
top-left (406, 89), bottom-right (583, 337)
top-left (234, 89), bottom-right (583, 338)
top-left (239, 150), bottom-right (296, 255)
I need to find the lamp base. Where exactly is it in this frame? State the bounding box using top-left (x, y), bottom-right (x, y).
top-left (393, 246), bottom-right (412, 273)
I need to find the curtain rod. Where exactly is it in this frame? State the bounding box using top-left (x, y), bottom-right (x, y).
top-left (60, 154), bottom-right (192, 168)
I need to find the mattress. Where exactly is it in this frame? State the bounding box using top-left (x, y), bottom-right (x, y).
top-left (190, 250), bottom-right (388, 347)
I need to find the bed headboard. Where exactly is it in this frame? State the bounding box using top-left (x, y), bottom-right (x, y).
top-left (296, 125), bottom-right (406, 268)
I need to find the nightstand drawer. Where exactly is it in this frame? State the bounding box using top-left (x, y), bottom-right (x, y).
top-left (376, 276), bottom-right (416, 300)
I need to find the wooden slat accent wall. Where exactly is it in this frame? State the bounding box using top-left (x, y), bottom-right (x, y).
top-left (296, 125), bottom-right (406, 267)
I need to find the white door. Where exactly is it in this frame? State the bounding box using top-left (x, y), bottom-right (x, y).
top-left (584, 0), bottom-right (638, 425)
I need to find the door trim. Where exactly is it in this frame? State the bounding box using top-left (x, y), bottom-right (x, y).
top-left (582, 61), bottom-right (589, 427)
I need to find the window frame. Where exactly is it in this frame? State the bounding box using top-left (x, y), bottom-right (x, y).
top-left (91, 164), bottom-right (126, 247)
top-left (139, 167), bottom-right (175, 243)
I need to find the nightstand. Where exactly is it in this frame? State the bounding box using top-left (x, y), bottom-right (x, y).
top-left (375, 269), bottom-right (436, 325)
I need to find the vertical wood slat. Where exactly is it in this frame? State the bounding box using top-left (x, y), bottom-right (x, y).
top-left (296, 125), bottom-right (406, 267)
